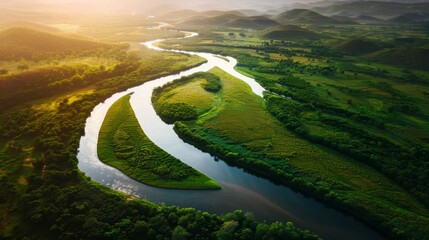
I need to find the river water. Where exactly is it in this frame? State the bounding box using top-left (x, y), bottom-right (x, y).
top-left (77, 27), bottom-right (383, 240)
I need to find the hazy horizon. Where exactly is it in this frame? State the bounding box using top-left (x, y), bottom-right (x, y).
top-left (2, 0), bottom-right (428, 16)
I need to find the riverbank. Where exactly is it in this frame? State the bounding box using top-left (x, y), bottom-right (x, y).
top-left (152, 66), bottom-right (429, 240)
top-left (77, 25), bottom-right (390, 240)
top-left (98, 94), bottom-right (221, 190)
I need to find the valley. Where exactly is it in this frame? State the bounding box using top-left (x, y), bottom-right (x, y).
top-left (0, 1), bottom-right (428, 239)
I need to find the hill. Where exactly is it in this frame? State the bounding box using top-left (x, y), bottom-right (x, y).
top-left (158, 9), bottom-right (246, 22)
top-left (335, 38), bottom-right (382, 55)
top-left (352, 15), bottom-right (383, 24)
top-left (1, 21), bottom-right (60, 32)
top-left (0, 27), bottom-right (109, 60)
top-left (227, 16), bottom-right (280, 29)
top-left (181, 14), bottom-right (240, 26)
top-left (262, 25), bottom-right (318, 40)
top-left (365, 47), bottom-right (429, 70)
top-left (180, 14), bottom-right (279, 29)
top-left (274, 9), bottom-right (343, 25)
top-left (388, 12), bottom-right (429, 24)
top-left (157, 9), bottom-right (201, 21)
top-left (313, 1), bottom-right (429, 19)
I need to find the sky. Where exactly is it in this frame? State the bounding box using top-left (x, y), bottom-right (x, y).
top-left (1, 0), bottom-right (427, 15)
top-left (0, 0), bottom-right (325, 14)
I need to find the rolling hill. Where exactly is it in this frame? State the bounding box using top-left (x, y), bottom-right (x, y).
top-left (180, 14), bottom-right (280, 29)
top-left (274, 9), bottom-right (343, 25)
top-left (335, 38), bottom-right (382, 55)
top-left (262, 25), bottom-right (318, 40)
top-left (1, 21), bottom-right (60, 32)
top-left (352, 15), bottom-right (384, 24)
top-left (365, 47), bottom-right (429, 70)
top-left (227, 16), bottom-right (280, 29)
top-left (388, 12), bottom-right (429, 24)
top-left (157, 9), bottom-right (201, 21)
top-left (313, 1), bottom-right (429, 19)
top-left (0, 27), bottom-right (109, 60)
top-left (158, 9), bottom-right (246, 22)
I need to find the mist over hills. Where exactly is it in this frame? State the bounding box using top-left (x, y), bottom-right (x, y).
top-left (312, 1), bottom-right (429, 19)
top-left (0, 27), bottom-right (108, 60)
top-left (274, 9), bottom-right (344, 24)
top-left (2, 0), bottom-right (425, 15)
top-left (2, 0), bottom-right (428, 26)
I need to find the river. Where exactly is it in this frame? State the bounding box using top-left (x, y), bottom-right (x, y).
top-left (77, 25), bottom-right (383, 240)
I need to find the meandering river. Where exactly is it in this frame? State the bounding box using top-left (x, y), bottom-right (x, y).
top-left (77, 25), bottom-right (383, 240)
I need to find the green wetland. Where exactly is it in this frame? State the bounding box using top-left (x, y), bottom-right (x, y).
top-left (1, 2), bottom-right (429, 240)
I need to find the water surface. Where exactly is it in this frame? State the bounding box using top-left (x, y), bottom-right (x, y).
top-left (77, 27), bottom-right (383, 240)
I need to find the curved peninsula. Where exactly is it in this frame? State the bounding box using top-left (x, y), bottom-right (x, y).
top-left (98, 94), bottom-right (220, 190)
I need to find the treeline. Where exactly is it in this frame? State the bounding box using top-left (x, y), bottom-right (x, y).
top-left (22, 177), bottom-right (320, 240)
top-left (247, 59), bottom-right (338, 76)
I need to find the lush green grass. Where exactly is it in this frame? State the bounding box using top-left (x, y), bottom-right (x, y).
top-left (98, 94), bottom-right (220, 190)
top-left (153, 67), bottom-right (429, 239)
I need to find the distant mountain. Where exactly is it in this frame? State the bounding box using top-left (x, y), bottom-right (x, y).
top-left (1, 21), bottom-right (60, 32)
top-left (335, 39), bottom-right (382, 55)
top-left (388, 12), bottom-right (429, 23)
top-left (179, 14), bottom-right (280, 29)
top-left (0, 27), bottom-right (108, 60)
top-left (237, 9), bottom-right (262, 16)
top-left (313, 1), bottom-right (429, 19)
top-left (274, 9), bottom-right (344, 25)
top-left (181, 14), bottom-right (240, 26)
top-left (352, 15), bottom-right (384, 24)
top-left (365, 47), bottom-right (429, 70)
top-left (157, 9), bottom-right (201, 21)
top-left (227, 16), bottom-right (280, 29)
top-left (262, 25), bottom-right (319, 40)
top-left (158, 9), bottom-right (246, 22)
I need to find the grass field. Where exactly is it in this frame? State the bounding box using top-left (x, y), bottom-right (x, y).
top-left (98, 94), bottom-right (220, 190)
top-left (153, 67), bottom-right (429, 238)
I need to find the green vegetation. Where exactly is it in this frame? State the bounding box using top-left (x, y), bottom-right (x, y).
top-left (263, 25), bottom-right (319, 40)
top-left (0, 19), bottom-right (319, 239)
top-left (274, 9), bottom-right (343, 25)
top-left (153, 72), bottom-right (221, 124)
top-left (153, 66), bottom-right (429, 239)
top-left (335, 38), bottom-right (381, 55)
top-left (178, 14), bottom-right (280, 30)
top-left (2, 2), bottom-right (429, 239)
top-left (365, 47), bottom-right (429, 70)
top-left (98, 95), bottom-right (220, 189)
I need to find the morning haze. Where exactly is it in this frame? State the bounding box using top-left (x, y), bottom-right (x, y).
top-left (0, 0), bottom-right (428, 240)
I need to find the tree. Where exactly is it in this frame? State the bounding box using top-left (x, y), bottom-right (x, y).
top-left (172, 226), bottom-right (190, 240)
top-left (216, 220), bottom-right (239, 240)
